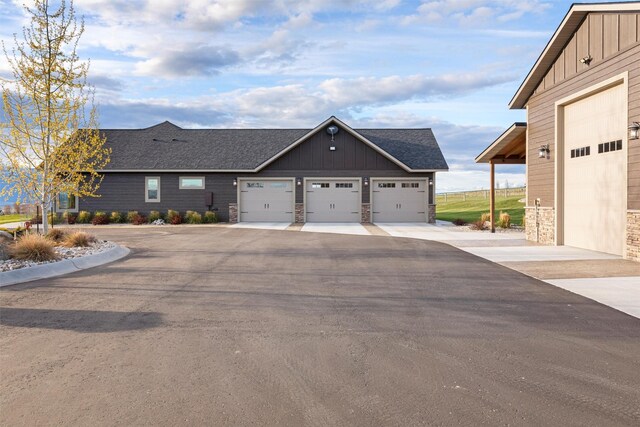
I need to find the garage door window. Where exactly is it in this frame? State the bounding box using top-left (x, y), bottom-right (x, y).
top-left (401, 183), bottom-right (420, 188)
top-left (598, 140), bottom-right (622, 153)
top-left (311, 183), bottom-right (330, 188)
top-left (246, 182), bottom-right (264, 188)
top-left (570, 146), bottom-right (590, 158)
top-left (271, 182), bottom-right (287, 188)
top-left (335, 183), bottom-right (353, 188)
top-left (378, 183), bottom-right (396, 188)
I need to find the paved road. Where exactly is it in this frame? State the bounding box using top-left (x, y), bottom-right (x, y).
top-left (1, 227), bottom-right (639, 426)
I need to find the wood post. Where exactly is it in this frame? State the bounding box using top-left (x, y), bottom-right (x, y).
top-left (490, 161), bottom-right (495, 233)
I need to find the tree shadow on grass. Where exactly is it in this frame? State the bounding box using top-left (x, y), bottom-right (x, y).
top-left (0, 307), bottom-right (163, 332)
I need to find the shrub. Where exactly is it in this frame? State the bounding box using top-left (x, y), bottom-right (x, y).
top-left (28, 212), bottom-right (61, 225)
top-left (497, 211), bottom-right (511, 229)
top-left (480, 212), bottom-right (491, 224)
top-left (451, 218), bottom-right (467, 226)
top-left (9, 234), bottom-right (58, 262)
top-left (77, 210), bottom-right (92, 224)
top-left (184, 210), bottom-right (202, 224)
top-left (126, 211), bottom-right (139, 223)
top-left (203, 211), bottom-right (218, 224)
top-left (148, 210), bottom-right (162, 222)
top-left (45, 228), bottom-right (67, 243)
top-left (470, 219), bottom-right (488, 231)
top-left (91, 211), bottom-right (109, 225)
top-left (110, 211), bottom-right (124, 223)
top-left (62, 211), bottom-right (76, 224)
top-left (132, 214), bottom-right (147, 225)
top-left (62, 231), bottom-right (96, 247)
top-left (166, 209), bottom-right (182, 225)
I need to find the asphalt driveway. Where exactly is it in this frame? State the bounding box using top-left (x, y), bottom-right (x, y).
top-left (1, 227), bottom-right (639, 426)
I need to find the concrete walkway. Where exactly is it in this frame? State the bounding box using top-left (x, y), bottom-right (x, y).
top-left (301, 222), bottom-right (370, 235)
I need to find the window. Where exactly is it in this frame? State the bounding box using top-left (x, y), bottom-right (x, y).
top-left (335, 183), bottom-right (353, 188)
top-left (179, 177), bottom-right (204, 189)
top-left (402, 182), bottom-right (420, 188)
top-left (570, 146), bottom-right (590, 158)
top-left (146, 176), bottom-right (160, 202)
top-left (378, 182), bottom-right (396, 188)
top-left (246, 182), bottom-right (264, 188)
top-left (271, 182), bottom-right (287, 188)
top-left (56, 192), bottom-right (78, 212)
top-left (597, 140), bottom-right (622, 154)
top-left (311, 183), bottom-right (330, 189)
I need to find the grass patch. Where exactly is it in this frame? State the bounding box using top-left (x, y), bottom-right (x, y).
top-left (0, 214), bottom-right (29, 225)
top-left (436, 194), bottom-right (525, 225)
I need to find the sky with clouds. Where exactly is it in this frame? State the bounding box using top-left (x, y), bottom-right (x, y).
top-left (0, 0), bottom-right (609, 192)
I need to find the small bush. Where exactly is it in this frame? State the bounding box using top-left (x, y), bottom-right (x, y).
top-left (480, 212), bottom-right (491, 224)
top-left (45, 228), bottom-right (67, 243)
top-left (9, 234), bottom-right (59, 262)
top-left (148, 210), bottom-right (162, 222)
top-left (497, 211), bottom-right (511, 229)
top-left (184, 210), bottom-right (202, 224)
top-left (28, 212), bottom-right (61, 225)
top-left (91, 211), bottom-right (109, 225)
top-left (126, 211), bottom-right (139, 223)
top-left (132, 214), bottom-right (147, 225)
top-left (451, 218), bottom-right (467, 226)
top-left (166, 209), bottom-right (182, 225)
top-left (203, 211), bottom-right (218, 224)
top-left (110, 211), bottom-right (124, 223)
top-left (77, 210), bottom-right (92, 224)
top-left (62, 211), bottom-right (77, 224)
top-left (62, 231), bottom-right (96, 247)
top-left (470, 219), bottom-right (488, 231)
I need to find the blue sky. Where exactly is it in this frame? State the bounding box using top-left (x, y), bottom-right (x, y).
top-left (0, 0), bottom-right (609, 193)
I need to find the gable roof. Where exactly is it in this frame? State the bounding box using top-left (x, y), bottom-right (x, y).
top-left (98, 116), bottom-right (448, 172)
top-left (475, 123), bottom-right (527, 164)
top-left (509, 1), bottom-right (640, 109)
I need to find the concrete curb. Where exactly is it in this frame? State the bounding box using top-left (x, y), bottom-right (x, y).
top-left (0, 245), bottom-right (130, 288)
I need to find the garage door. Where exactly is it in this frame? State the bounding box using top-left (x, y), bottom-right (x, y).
top-left (239, 179), bottom-right (294, 222)
top-left (306, 179), bottom-right (360, 222)
top-left (371, 179), bottom-right (427, 222)
top-left (563, 84), bottom-right (625, 255)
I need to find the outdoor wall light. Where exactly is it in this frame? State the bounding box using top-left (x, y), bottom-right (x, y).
top-left (579, 55), bottom-right (593, 65)
top-left (296, 178), bottom-right (302, 186)
top-left (629, 122), bottom-right (640, 140)
top-left (233, 179), bottom-right (237, 186)
top-left (429, 178), bottom-right (433, 186)
top-left (363, 177), bottom-right (369, 186)
top-left (329, 146), bottom-right (336, 151)
top-left (538, 144), bottom-right (550, 158)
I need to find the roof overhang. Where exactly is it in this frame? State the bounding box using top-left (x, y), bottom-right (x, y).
top-left (475, 123), bottom-right (527, 164)
top-left (509, 2), bottom-right (640, 109)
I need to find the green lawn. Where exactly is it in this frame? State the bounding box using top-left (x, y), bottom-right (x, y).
top-left (436, 194), bottom-right (525, 225)
top-left (0, 214), bottom-right (29, 225)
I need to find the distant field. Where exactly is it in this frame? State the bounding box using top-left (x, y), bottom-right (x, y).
top-left (436, 194), bottom-right (525, 225)
top-left (0, 214), bottom-right (29, 225)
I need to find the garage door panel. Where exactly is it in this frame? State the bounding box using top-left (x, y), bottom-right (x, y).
top-left (372, 180), bottom-right (427, 223)
top-left (306, 180), bottom-right (360, 222)
top-left (563, 84), bottom-right (625, 255)
top-left (239, 180), bottom-right (294, 222)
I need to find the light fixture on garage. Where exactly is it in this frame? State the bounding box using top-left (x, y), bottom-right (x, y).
top-left (329, 146), bottom-right (336, 151)
top-left (233, 178), bottom-right (237, 186)
top-left (326, 125), bottom-right (339, 141)
top-left (538, 144), bottom-right (550, 159)
top-left (296, 178), bottom-right (302, 186)
top-left (429, 178), bottom-right (433, 186)
top-left (629, 122), bottom-right (640, 140)
top-left (363, 177), bottom-right (369, 186)
top-left (579, 55), bottom-right (592, 65)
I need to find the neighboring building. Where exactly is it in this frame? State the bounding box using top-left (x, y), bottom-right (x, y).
top-left (60, 116), bottom-right (448, 223)
top-left (477, 2), bottom-right (640, 260)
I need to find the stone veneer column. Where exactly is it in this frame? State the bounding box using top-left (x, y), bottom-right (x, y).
top-left (626, 210), bottom-right (640, 262)
top-left (524, 206), bottom-right (555, 245)
top-left (228, 203), bottom-right (238, 223)
top-left (295, 203), bottom-right (304, 224)
top-left (361, 203), bottom-right (371, 223)
top-left (428, 204), bottom-right (436, 224)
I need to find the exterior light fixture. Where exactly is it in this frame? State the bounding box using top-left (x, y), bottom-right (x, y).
top-left (629, 122), bottom-right (640, 140)
top-left (579, 55), bottom-right (592, 65)
top-left (233, 179), bottom-right (237, 186)
top-left (538, 144), bottom-right (550, 158)
top-left (429, 178), bottom-right (433, 186)
top-left (296, 178), bottom-right (302, 186)
top-left (363, 177), bottom-right (369, 186)
top-left (329, 146), bottom-right (336, 151)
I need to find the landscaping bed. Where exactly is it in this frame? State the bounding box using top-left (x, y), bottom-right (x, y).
top-left (1, 239), bottom-right (115, 272)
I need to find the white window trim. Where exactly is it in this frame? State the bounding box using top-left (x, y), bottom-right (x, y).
top-left (55, 193), bottom-right (79, 213)
top-left (145, 176), bottom-right (161, 203)
top-left (179, 176), bottom-right (205, 190)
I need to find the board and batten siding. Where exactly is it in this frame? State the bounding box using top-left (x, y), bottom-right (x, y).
top-left (527, 26), bottom-right (640, 209)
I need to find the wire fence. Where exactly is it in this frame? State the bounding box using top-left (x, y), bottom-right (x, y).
top-left (436, 187), bottom-right (525, 202)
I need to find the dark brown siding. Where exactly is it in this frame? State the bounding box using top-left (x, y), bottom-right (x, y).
top-left (535, 13), bottom-right (640, 96)
top-left (265, 128), bottom-right (405, 172)
top-left (527, 41), bottom-right (640, 208)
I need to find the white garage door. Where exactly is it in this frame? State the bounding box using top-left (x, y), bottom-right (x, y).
top-left (371, 179), bottom-right (427, 222)
top-left (563, 84), bottom-right (625, 255)
top-left (306, 179), bottom-right (360, 222)
top-left (239, 179), bottom-right (294, 222)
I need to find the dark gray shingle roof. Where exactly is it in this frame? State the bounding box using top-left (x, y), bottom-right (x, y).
top-left (100, 121), bottom-right (448, 171)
